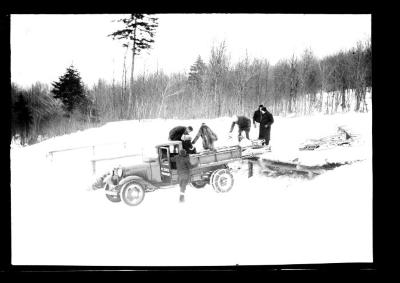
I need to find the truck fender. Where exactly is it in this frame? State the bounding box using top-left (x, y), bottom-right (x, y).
top-left (118, 175), bottom-right (145, 187)
top-left (118, 176), bottom-right (159, 192)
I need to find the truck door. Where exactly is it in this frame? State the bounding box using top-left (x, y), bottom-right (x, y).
top-left (159, 146), bottom-right (172, 183)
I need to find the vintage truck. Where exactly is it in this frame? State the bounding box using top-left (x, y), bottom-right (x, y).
top-left (93, 140), bottom-right (267, 206)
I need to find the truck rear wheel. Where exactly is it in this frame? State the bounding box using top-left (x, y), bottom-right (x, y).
top-left (211, 169), bottom-right (234, 193)
top-left (121, 181), bottom-right (145, 206)
top-left (190, 180), bottom-right (207, 189)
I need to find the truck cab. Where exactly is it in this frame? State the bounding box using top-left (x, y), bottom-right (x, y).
top-left (156, 141), bottom-right (183, 184)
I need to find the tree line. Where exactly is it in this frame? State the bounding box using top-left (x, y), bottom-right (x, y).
top-left (11, 38), bottom-right (371, 146)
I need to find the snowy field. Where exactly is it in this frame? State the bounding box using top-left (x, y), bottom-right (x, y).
top-left (10, 110), bottom-right (373, 266)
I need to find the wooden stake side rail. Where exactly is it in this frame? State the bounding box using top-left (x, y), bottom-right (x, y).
top-left (191, 157), bottom-right (243, 172)
top-left (189, 146), bottom-right (268, 173)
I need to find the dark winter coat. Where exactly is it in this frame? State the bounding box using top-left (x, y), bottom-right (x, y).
top-left (259, 110), bottom-right (274, 141)
top-left (171, 150), bottom-right (196, 178)
top-left (182, 140), bottom-right (197, 154)
top-left (169, 126), bottom-right (188, 141)
top-left (230, 116), bottom-right (251, 133)
top-left (192, 124), bottom-right (218, 150)
top-left (253, 109), bottom-right (262, 124)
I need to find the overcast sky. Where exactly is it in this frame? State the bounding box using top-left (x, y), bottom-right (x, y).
top-left (11, 14), bottom-right (371, 88)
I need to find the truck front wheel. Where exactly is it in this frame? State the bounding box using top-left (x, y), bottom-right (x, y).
top-left (120, 181), bottom-right (145, 206)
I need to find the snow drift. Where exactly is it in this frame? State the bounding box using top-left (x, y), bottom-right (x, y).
top-left (10, 111), bottom-right (372, 266)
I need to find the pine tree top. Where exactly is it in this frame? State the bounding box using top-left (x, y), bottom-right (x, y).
top-left (109, 14), bottom-right (159, 55)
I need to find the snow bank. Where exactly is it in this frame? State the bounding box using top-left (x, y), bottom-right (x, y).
top-left (10, 111), bottom-right (373, 266)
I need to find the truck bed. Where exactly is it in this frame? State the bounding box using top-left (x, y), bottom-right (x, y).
top-left (189, 146), bottom-right (242, 168)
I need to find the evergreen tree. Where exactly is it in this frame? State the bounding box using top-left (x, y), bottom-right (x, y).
top-left (12, 93), bottom-right (32, 145)
top-left (51, 65), bottom-right (87, 114)
top-left (188, 55), bottom-right (206, 89)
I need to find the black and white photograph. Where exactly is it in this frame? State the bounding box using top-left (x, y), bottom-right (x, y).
top-left (9, 13), bottom-right (372, 269)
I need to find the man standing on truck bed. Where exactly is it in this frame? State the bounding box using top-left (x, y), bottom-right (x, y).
top-left (169, 126), bottom-right (193, 141)
top-left (181, 134), bottom-right (197, 154)
top-left (192, 123), bottom-right (218, 151)
top-left (229, 115), bottom-right (251, 142)
top-left (171, 149), bottom-right (197, 203)
top-left (169, 125), bottom-right (196, 154)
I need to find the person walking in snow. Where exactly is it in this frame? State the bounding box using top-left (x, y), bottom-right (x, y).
top-left (171, 149), bottom-right (197, 203)
top-left (259, 106), bottom-right (274, 146)
top-left (229, 115), bottom-right (251, 142)
top-left (252, 104), bottom-right (264, 129)
top-left (192, 123), bottom-right (218, 151)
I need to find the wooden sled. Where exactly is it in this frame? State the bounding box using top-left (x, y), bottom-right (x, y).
top-left (259, 159), bottom-right (323, 178)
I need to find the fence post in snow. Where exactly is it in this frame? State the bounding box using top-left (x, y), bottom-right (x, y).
top-left (248, 161), bottom-right (253, 178)
top-left (91, 160), bottom-right (96, 175)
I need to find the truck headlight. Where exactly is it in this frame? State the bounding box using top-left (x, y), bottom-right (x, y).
top-left (117, 168), bottom-right (123, 178)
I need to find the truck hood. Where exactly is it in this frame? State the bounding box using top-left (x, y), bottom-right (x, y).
top-left (122, 163), bottom-right (149, 177)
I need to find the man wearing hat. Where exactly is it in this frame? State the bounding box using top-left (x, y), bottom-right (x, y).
top-left (229, 115), bottom-right (251, 142)
top-left (169, 125), bottom-right (196, 153)
top-left (168, 125), bottom-right (193, 141)
top-left (252, 104), bottom-right (264, 129)
top-left (171, 149), bottom-right (197, 202)
top-left (259, 106), bottom-right (274, 146)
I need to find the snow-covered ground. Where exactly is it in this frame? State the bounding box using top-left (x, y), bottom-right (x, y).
top-left (10, 110), bottom-right (372, 266)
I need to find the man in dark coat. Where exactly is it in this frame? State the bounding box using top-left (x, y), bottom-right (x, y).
top-left (259, 107), bottom-right (274, 145)
top-left (171, 149), bottom-right (197, 202)
top-left (181, 134), bottom-right (197, 154)
top-left (169, 126), bottom-right (193, 141)
top-left (229, 115), bottom-right (251, 142)
top-left (192, 123), bottom-right (218, 151)
top-left (169, 125), bottom-right (196, 154)
top-left (252, 104), bottom-right (264, 128)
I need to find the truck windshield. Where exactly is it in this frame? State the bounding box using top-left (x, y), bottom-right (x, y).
top-left (171, 145), bottom-right (179, 153)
